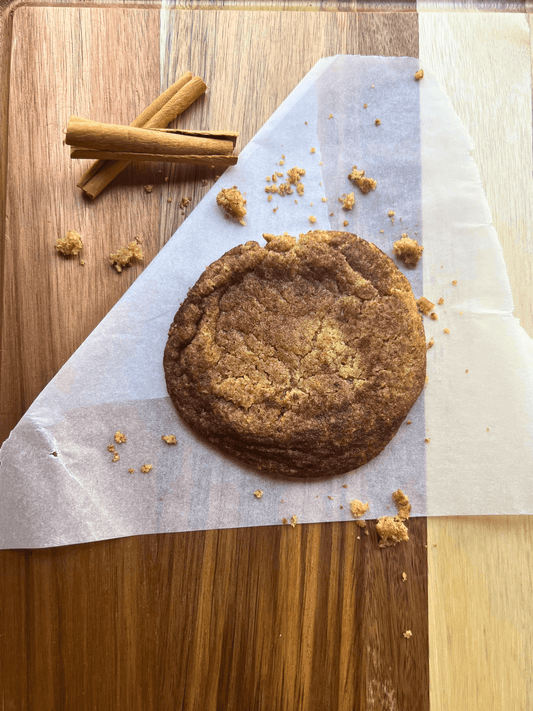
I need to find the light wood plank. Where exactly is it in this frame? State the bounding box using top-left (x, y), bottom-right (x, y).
top-left (419, 13), bottom-right (533, 711)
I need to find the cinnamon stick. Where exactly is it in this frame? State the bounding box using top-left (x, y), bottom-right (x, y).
top-left (78, 74), bottom-right (207, 199)
top-left (77, 71), bottom-right (192, 189)
top-left (67, 118), bottom-right (235, 156)
top-left (70, 150), bottom-right (237, 167)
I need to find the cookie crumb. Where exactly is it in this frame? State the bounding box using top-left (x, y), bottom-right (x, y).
top-left (348, 166), bottom-right (377, 194)
top-left (343, 220), bottom-right (349, 227)
top-left (107, 444), bottom-right (116, 453)
top-left (438, 297), bottom-right (444, 305)
top-left (452, 280), bottom-right (457, 286)
top-left (143, 185), bottom-right (153, 193)
top-left (393, 236), bottom-right (423, 266)
top-left (430, 312), bottom-right (439, 321)
top-left (328, 113), bottom-right (333, 119)
top-left (427, 337), bottom-right (434, 349)
top-left (55, 230), bottom-right (83, 256)
top-left (167, 197), bottom-right (172, 203)
top-left (254, 490), bottom-right (263, 498)
top-left (328, 495), bottom-right (334, 500)
top-left (114, 431), bottom-right (127, 444)
top-left (201, 179), bottom-right (208, 186)
top-left (164, 176), bottom-right (169, 182)
top-left (443, 328), bottom-right (450, 334)
top-left (363, 103), bottom-right (368, 109)
top-left (140, 464), bottom-right (153, 474)
top-left (403, 630), bottom-right (413, 639)
top-left (161, 435), bottom-right (177, 445)
top-left (179, 196), bottom-right (191, 211)
top-left (310, 147), bottom-right (316, 153)
top-left (308, 215), bottom-right (317, 223)
top-left (350, 499), bottom-right (369, 528)
top-left (109, 240), bottom-right (143, 273)
top-left (216, 186), bottom-right (247, 222)
top-left (402, 572), bottom-right (407, 582)
top-left (414, 68), bottom-right (424, 80)
top-left (282, 518), bottom-right (288, 524)
top-left (287, 166), bottom-right (306, 184)
top-left (342, 484), bottom-right (348, 488)
top-left (406, 420), bottom-right (412, 425)
top-left (375, 118), bottom-right (381, 125)
top-left (376, 516), bottom-right (409, 548)
top-left (80, 260), bottom-right (85, 266)
top-left (112, 452), bottom-right (120, 462)
top-left (417, 297), bottom-right (435, 316)
top-left (128, 468), bottom-right (134, 473)
top-left (425, 438), bottom-right (431, 443)
top-left (290, 514), bottom-right (298, 528)
top-left (392, 489), bottom-right (411, 520)
top-left (340, 192), bottom-right (355, 210)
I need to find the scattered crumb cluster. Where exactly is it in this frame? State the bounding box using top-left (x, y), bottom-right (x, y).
top-left (216, 186), bottom-right (247, 225)
top-left (55, 230), bottom-right (83, 256)
top-left (106, 430), bottom-right (178, 474)
top-left (109, 239), bottom-right (143, 273)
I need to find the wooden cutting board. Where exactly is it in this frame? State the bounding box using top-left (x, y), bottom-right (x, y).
top-left (1, 5), bottom-right (532, 709)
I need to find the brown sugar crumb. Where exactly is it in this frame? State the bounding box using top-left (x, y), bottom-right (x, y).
top-left (161, 434), bottom-right (177, 445)
top-left (308, 215), bottom-right (317, 224)
top-left (452, 280), bottom-right (458, 286)
top-left (402, 572), bottom-right (407, 582)
top-left (114, 431), bottom-right (127, 444)
top-left (254, 490), bottom-right (263, 498)
top-left (438, 297), bottom-right (445, 305)
top-left (414, 68), bottom-right (424, 81)
top-left (392, 489), bottom-right (411, 520)
top-left (128, 468), bottom-right (135, 474)
top-left (140, 464), bottom-right (153, 474)
top-left (216, 186), bottom-right (247, 222)
top-left (55, 230), bottom-right (83, 256)
top-left (416, 296), bottom-right (435, 316)
top-left (427, 337), bottom-right (435, 350)
top-left (430, 312), bottom-right (439, 321)
top-left (340, 192), bottom-right (355, 210)
top-left (393, 236), bottom-right (424, 267)
top-left (375, 118), bottom-right (381, 125)
top-left (287, 166), bottom-right (305, 184)
top-left (443, 328), bottom-right (450, 334)
top-left (109, 240), bottom-right (143, 273)
top-left (376, 516), bottom-right (409, 548)
top-left (403, 630), bottom-right (413, 639)
top-left (112, 452), bottom-right (120, 462)
top-left (348, 166), bottom-right (377, 194)
top-left (290, 514), bottom-right (298, 528)
top-left (310, 147), bottom-right (316, 153)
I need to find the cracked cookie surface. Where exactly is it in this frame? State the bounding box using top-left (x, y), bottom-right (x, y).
top-left (164, 230), bottom-right (426, 478)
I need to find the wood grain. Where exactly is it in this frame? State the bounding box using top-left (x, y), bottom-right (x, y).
top-left (0, 8), bottom-right (430, 710)
top-left (419, 13), bottom-right (533, 711)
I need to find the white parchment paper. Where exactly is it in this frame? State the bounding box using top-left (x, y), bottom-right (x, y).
top-left (1, 55), bottom-right (532, 549)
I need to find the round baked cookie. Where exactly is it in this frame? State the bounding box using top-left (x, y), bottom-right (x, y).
top-left (164, 231), bottom-right (426, 478)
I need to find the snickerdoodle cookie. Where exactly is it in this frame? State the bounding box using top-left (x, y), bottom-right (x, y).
top-left (164, 231), bottom-right (426, 477)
